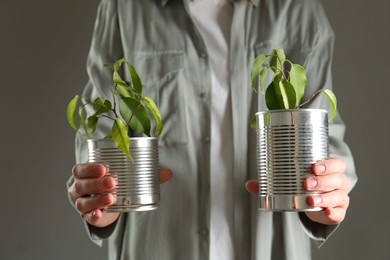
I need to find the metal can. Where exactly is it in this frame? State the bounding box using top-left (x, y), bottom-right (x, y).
top-left (87, 137), bottom-right (159, 212)
top-left (256, 109), bottom-right (328, 211)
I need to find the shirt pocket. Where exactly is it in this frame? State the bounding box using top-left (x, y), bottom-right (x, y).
top-left (126, 49), bottom-right (187, 146)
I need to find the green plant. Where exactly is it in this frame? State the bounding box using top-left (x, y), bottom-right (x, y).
top-left (67, 58), bottom-right (163, 159)
top-left (250, 48), bottom-right (337, 127)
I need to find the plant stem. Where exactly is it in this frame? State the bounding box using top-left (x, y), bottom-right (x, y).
top-left (275, 53), bottom-right (289, 81)
top-left (100, 114), bottom-right (116, 121)
top-left (110, 86), bottom-right (119, 118)
top-left (126, 103), bottom-right (142, 127)
top-left (297, 89), bottom-right (321, 108)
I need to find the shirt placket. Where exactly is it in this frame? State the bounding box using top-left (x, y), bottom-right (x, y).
top-left (183, 3), bottom-right (213, 260)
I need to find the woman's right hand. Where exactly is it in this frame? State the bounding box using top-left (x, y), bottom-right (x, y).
top-left (68, 163), bottom-right (120, 228)
top-left (68, 163), bottom-right (173, 228)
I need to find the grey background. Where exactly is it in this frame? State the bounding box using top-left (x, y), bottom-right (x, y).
top-left (0, 0), bottom-right (388, 259)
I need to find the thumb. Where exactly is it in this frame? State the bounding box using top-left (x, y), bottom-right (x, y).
top-left (159, 167), bottom-right (173, 184)
top-left (245, 179), bottom-right (258, 195)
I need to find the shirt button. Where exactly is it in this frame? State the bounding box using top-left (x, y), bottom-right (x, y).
top-left (199, 52), bottom-right (207, 58)
top-left (203, 137), bottom-right (210, 143)
top-left (200, 229), bottom-right (209, 236)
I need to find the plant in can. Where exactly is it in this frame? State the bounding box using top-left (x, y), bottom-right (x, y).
top-left (250, 48), bottom-right (337, 127)
top-left (66, 58), bottom-right (163, 159)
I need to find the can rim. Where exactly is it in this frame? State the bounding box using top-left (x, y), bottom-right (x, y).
top-left (87, 137), bottom-right (158, 142)
top-left (255, 108), bottom-right (327, 116)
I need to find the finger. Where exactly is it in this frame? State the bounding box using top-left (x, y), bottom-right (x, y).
top-left (311, 157), bottom-right (346, 176)
top-left (306, 190), bottom-right (350, 209)
top-left (304, 173), bottom-right (350, 192)
top-left (245, 180), bottom-right (258, 195)
top-left (69, 176), bottom-right (116, 200)
top-left (72, 163), bottom-right (108, 179)
top-left (159, 167), bottom-right (173, 184)
top-left (84, 210), bottom-right (121, 228)
top-left (324, 207), bottom-right (347, 224)
top-left (305, 207), bottom-right (346, 225)
top-left (75, 193), bottom-right (116, 215)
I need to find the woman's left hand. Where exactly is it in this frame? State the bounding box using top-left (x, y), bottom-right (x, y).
top-left (245, 157), bottom-right (351, 225)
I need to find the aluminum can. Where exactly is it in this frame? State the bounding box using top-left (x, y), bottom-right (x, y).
top-left (87, 137), bottom-right (159, 212)
top-left (256, 109), bottom-right (328, 211)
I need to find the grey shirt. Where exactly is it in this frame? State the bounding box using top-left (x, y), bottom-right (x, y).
top-left (73, 0), bottom-right (357, 259)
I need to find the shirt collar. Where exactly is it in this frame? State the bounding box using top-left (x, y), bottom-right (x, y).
top-left (159, 0), bottom-right (259, 7)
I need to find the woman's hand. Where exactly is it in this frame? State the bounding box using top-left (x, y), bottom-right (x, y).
top-left (68, 164), bottom-right (173, 228)
top-left (303, 158), bottom-right (350, 225)
top-left (245, 157), bottom-right (350, 225)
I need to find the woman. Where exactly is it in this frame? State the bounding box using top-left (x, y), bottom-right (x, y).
top-left (67, 0), bottom-right (356, 259)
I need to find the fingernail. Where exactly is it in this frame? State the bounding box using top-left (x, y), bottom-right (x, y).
top-left (315, 164), bottom-right (326, 174)
top-left (91, 164), bottom-right (106, 176)
top-left (312, 196), bottom-right (323, 205)
top-left (102, 177), bottom-right (114, 189)
top-left (112, 194), bottom-right (117, 204)
top-left (306, 178), bottom-right (317, 189)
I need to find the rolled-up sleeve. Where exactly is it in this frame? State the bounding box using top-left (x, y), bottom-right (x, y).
top-left (297, 0), bottom-right (357, 247)
top-left (70, 0), bottom-right (124, 246)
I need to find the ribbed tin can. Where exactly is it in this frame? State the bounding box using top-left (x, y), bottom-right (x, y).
top-left (87, 137), bottom-right (159, 212)
top-left (256, 109), bottom-right (329, 211)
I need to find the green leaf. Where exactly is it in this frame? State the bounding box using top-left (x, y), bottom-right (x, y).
top-left (278, 80), bottom-right (296, 109)
top-left (143, 96), bottom-right (163, 137)
top-left (104, 58), bottom-right (126, 72)
top-left (270, 49), bottom-right (286, 73)
top-left (265, 74), bottom-right (296, 110)
top-left (116, 82), bottom-right (132, 97)
top-left (321, 89), bottom-right (337, 121)
top-left (289, 64), bottom-right (307, 107)
top-left (113, 71), bottom-right (127, 85)
top-left (92, 97), bottom-right (112, 116)
top-left (113, 70), bottom-right (123, 82)
top-left (120, 97), bottom-right (151, 136)
top-left (251, 54), bottom-right (267, 92)
top-left (265, 82), bottom-right (281, 110)
top-left (87, 115), bottom-right (98, 133)
top-left (111, 118), bottom-right (131, 159)
top-left (249, 115), bottom-right (257, 130)
top-left (112, 67), bottom-right (132, 97)
top-left (272, 73), bottom-right (286, 108)
top-left (275, 48), bottom-right (286, 60)
top-left (259, 67), bottom-right (269, 94)
top-left (79, 106), bottom-right (90, 138)
top-left (127, 62), bottom-right (142, 95)
top-left (67, 95), bottom-right (79, 131)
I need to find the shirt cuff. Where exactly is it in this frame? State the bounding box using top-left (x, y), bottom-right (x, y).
top-left (67, 176), bottom-right (119, 246)
top-left (84, 218), bottom-right (119, 246)
top-left (298, 212), bottom-right (339, 248)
